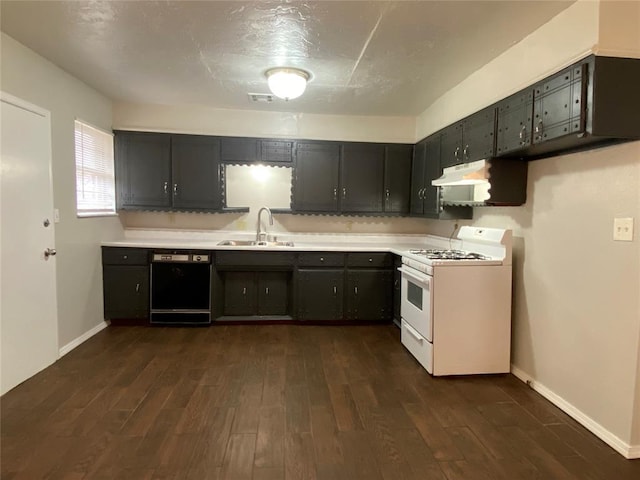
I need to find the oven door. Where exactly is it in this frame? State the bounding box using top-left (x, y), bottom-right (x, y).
top-left (398, 265), bottom-right (433, 342)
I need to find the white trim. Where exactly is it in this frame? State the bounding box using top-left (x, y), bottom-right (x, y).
top-left (511, 365), bottom-right (640, 459)
top-left (1, 91), bottom-right (50, 118)
top-left (58, 321), bottom-right (110, 357)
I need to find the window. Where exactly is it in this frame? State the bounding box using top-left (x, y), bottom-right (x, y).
top-left (74, 120), bottom-right (115, 216)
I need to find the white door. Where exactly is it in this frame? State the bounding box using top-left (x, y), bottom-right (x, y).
top-left (1, 93), bottom-right (59, 395)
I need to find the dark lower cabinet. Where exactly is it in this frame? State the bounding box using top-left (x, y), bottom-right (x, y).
top-left (346, 269), bottom-right (393, 321)
top-left (297, 269), bottom-right (344, 321)
top-left (393, 256), bottom-right (402, 324)
top-left (221, 271), bottom-right (291, 317)
top-left (103, 265), bottom-right (149, 320)
top-left (223, 272), bottom-right (257, 316)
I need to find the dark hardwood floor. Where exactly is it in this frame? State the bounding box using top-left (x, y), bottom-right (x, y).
top-left (2, 324), bottom-right (639, 479)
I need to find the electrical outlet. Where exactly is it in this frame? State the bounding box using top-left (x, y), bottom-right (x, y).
top-left (613, 217), bottom-right (633, 241)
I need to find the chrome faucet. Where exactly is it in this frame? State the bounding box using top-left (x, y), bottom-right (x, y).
top-left (256, 206), bottom-right (273, 244)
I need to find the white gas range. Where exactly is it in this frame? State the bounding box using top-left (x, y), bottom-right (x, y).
top-left (398, 226), bottom-right (513, 376)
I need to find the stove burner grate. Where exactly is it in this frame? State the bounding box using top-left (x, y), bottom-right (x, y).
top-left (408, 249), bottom-right (490, 260)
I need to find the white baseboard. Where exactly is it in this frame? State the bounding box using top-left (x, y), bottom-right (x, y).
top-left (58, 321), bottom-right (110, 358)
top-left (510, 364), bottom-right (639, 460)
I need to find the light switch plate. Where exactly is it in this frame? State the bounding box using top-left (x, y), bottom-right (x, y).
top-left (613, 217), bottom-right (633, 241)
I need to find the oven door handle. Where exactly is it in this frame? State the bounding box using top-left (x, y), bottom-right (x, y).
top-left (402, 320), bottom-right (424, 343)
top-left (398, 266), bottom-right (431, 285)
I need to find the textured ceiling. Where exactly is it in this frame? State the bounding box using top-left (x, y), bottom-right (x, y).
top-left (0, 1), bottom-right (576, 116)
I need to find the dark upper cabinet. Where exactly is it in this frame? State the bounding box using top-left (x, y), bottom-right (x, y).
top-left (340, 143), bottom-right (384, 213)
top-left (532, 63), bottom-right (587, 144)
top-left (261, 140), bottom-right (294, 163)
top-left (496, 89), bottom-right (534, 155)
top-left (220, 137), bottom-right (294, 163)
top-left (171, 135), bottom-right (222, 210)
top-left (439, 107), bottom-right (496, 168)
top-left (115, 132), bottom-right (222, 212)
top-left (220, 137), bottom-right (260, 162)
top-left (410, 140), bottom-right (427, 216)
top-left (423, 136), bottom-right (443, 217)
top-left (297, 269), bottom-right (344, 321)
top-left (116, 132), bottom-right (171, 209)
top-left (292, 141), bottom-right (340, 212)
top-left (383, 144), bottom-right (412, 214)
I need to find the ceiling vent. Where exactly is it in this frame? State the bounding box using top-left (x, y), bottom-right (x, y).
top-left (248, 93), bottom-right (274, 103)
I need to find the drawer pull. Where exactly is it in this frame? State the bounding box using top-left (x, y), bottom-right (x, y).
top-left (320, 257), bottom-right (324, 262)
top-left (368, 258), bottom-right (373, 262)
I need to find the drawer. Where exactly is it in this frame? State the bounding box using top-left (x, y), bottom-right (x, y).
top-left (215, 251), bottom-right (295, 267)
top-left (102, 247), bottom-right (149, 265)
top-left (401, 319), bottom-right (433, 374)
top-left (298, 252), bottom-right (344, 267)
top-left (346, 252), bottom-right (392, 268)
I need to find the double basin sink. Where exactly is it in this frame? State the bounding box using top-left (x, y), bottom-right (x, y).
top-left (217, 239), bottom-right (294, 247)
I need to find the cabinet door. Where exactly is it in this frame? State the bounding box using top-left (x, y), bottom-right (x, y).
top-left (346, 270), bottom-right (393, 321)
top-left (439, 123), bottom-right (463, 168)
top-left (220, 137), bottom-right (260, 162)
top-left (258, 272), bottom-right (290, 316)
top-left (261, 140), bottom-right (294, 163)
top-left (293, 142), bottom-right (340, 212)
top-left (116, 132), bottom-right (171, 208)
top-left (462, 107), bottom-right (496, 162)
top-left (297, 269), bottom-right (344, 321)
top-left (410, 140), bottom-right (426, 215)
top-left (171, 135), bottom-right (221, 210)
top-left (383, 144), bottom-right (412, 214)
top-left (223, 272), bottom-right (256, 316)
top-left (103, 265), bottom-right (149, 320)
top-left (422, 135), bottom-right (442, 217)
top-left (340, 143), bottom-right (384, 213)
top-left (496, 89), bottom-right (534, 155)
top-left (533, 63), bottom-right (586, 144)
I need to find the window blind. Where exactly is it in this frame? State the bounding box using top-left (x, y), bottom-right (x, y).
top-left (74, 120), bottom-right (115, 216)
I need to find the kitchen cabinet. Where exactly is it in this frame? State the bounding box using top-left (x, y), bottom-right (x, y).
top-left (496, 89), bottom-right (534, 155)
top-left (345, 253), bottom-right (393, 321)
top-left (292, 141), bottom-right (340, 212)
top-left (216, 251), bottom-right (294, 319)
top-left (393, 255), bottom-right (402, 325)
top-left (116, 132), bottom-right (171, 209)
top-left (220, 137), bottom-right (294, 163)
top-left (340, 143), bottom-right (384, 213)
top-left (222, 271), bottom-right (290, 317)
top-left (171, 135), bottom-right (222, 210)
top-left (383, 144), bottom-right (412, 214)
top-left (410, 136), bottom-right (472, 219)
top-left (297, 269), bottom-right (344, 321)
top-left (102, 247), bottom-right (149, 320)
top-left (115, 132), bottom-right (222, 212)
top-left (440, 107), bottom-right (496, 168)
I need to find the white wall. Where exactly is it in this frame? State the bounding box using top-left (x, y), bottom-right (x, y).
top-left (1, 33), bottom-right (124, 349)
top-left (415, 0), bottom-right (640, 453)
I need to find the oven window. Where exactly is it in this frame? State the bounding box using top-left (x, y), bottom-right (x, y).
top-left (407, 280), bottom-right (423, 310)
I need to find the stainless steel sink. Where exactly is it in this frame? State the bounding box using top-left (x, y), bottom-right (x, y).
top-left (217, 240), bottom-right (294, 247)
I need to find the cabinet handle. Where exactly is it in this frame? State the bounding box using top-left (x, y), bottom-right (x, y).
top-left (454, 146), bottom-right (460, 160)
top-left (135, 283), bottom-right (140, 293)
top-left (333, 188), bottom-right (337, 200)
top-left (320, 257), bottom-right (324, 262)
top-left (243, 287), bottom-right (247, 295)
top-left (342, 188), bottom-right (347, 199)
top-left (519, 125), bottom-right (527, 144)
top-left (173, 183), bottom-right (178, 196)
top-left (333, 286), bottom-right (337, 295)
top-left (463, 144), bottom-right (469, 161)
top-left (354, 286), bottom-right (358, 295)
top-left (385, 189), bottom-right (390, 199)
top-left (163, 181), bottom-right (168, 194)
top-left (368, 258), bottom-right (373, 262)
top-left (265, 287), bottom-right (269, 295)
top-left (535, 120), bottom-right (543, 140)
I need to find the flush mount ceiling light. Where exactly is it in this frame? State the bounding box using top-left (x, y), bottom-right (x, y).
top-left (265, 67), bottom-right (310, 101)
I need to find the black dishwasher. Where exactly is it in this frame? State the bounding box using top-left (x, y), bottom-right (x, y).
top-left (150, 251), bottom-right (212, 325)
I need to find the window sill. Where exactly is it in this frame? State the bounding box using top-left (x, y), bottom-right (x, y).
top-left (77, 212), bottom-right (119, 219)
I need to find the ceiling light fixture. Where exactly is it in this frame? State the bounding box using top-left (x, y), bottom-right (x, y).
top-left (265, 67), bottom-right (309, 101)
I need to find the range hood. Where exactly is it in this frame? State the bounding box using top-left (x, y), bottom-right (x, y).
top-left (432, 158), bottom-right (528, 207)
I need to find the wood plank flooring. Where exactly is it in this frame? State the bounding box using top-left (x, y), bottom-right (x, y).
top-left (2, 324), bottom-right (639, 479)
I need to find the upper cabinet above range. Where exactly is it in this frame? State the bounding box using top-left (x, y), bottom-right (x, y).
top-left (440, 107), bottom-right (496, 169)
